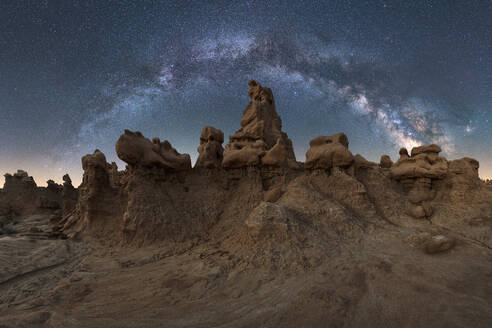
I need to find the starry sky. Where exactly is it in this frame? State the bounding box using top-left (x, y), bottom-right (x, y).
top-left (1, 0), bottom-right (492, 186)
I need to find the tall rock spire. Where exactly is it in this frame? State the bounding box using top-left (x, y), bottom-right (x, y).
top-left (222, 80), bottom-right (298, 168)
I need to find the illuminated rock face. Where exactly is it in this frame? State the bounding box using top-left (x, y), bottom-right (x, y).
top-left (116, 130), bottom-right (191, 171)
top-left (390, 144), bottom-right (448, 181)
top-left (223, 80), bottom-right (298, 169)
top-left (304, 133), bottom-right (355, 173)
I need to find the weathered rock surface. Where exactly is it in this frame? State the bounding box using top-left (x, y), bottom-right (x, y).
top-left (62, 150), bottom-right (124, 240)
top-left (1, 81), bottom-right (492, 328)
top-left (245, 201), bottom-right (295, 240)
top-left (389, 145), bottom-right (449, 219)
top-left (305, 133), bottom-right (355, 173)
top-left (195, 126), bottom-right (224, 169)
top-left (116, 130), bottom-right (191, 171)
top-left (391, 144), bottom-right (448, 180)
top-left (425, 235), bottom-right (456, 254)
top-left (61, 174), bottom-right (78, 215)
top-left (223, 80), bottom-right (297, 168)
top-left (379, 154), bottom-right (393, 168)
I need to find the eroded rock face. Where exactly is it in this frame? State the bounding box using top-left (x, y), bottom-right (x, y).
top-left (81, 150), bottom-right (112, 191)
top-left (262, 137), bottom-right (297, 168)
top-left (245, 202), bottom-right (296, 241)
top-left (448, 158), bottom-right (479, 183)
top-left (223, 80), bottom-right (297, 168)
top-left (1, 170), bottom-right (39, 214)
top-left (389, 145), bottom-right (449, 219)
top-left (116, 130), bottom-right (191, 171)
top-left (11, 80), bottom-right (491, 328)
top-left (3, 170), bottom-right (37, 193)
top-left (380, 155), bottom-right (393, 169)
top-left (222, 140), bottom-right (266, 168)
top-left (435, 157), bottom-right (482, 204)
top-left (390, 144), bottom-right (448, 181)
top-left (46, 179), bottom-right (63, 194)
top-left (61, 174), bottom-right (78, 215)
top-left (196, 126), bottom-right (224, 169)
top-left (62, 149), bottom-right (124, 239)
top-left (305, 133), bottom-right (354, 173)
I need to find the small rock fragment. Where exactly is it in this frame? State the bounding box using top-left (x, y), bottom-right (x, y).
top-left (425, 235), bottom-right (455, 254)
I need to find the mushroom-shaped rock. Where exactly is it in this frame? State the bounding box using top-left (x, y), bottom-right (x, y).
top-left (305, 133), bottom-right (354, 170)
top-left (380, 155), bottom-right (393, 169)
top-left (116, 130), bottom-right (191, 171)
top-left (223, 80), bottom-right (297, 168)
top-left (196, 126), bottom-right (224, 169)
top-left (390, 144), bottom-right (448, 180)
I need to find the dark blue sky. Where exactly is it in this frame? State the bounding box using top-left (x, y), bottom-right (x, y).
top-left (1, 0), bottom-right (492, 185)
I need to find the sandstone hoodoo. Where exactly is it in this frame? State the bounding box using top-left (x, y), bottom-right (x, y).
top-left (222, 80), bottom-right (298, 169)
top-left (196, 126), bottom-right (224, 169)
top-left (389, 144), bottom-right (448, 219)
top-left (379, 154), bottom-right (393, 169)
top-left (304, 132), bottom-right (355, 174)
top-left (61, 174), bottom-right (78, 215)
top-left (2, 80), bottom-right (492, 328)
top-left (116, 129), bottom-right (191, 171)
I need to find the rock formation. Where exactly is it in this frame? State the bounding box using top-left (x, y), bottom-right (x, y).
top-left (222, 80), bottom-right (298, 169)
top-left (389, 144), bottom-right (448, 219)
top-left (391, 145), bottom-right (448, 180)
top-left (195, 126), bottom-right (224, 168)
top-left (379, 154), bottom-right (393, 168)
top-left (61, 174), bottom-right (78, 215)
top-left (304, 133), bottom-right (355, 175)
top-left (3, 80), bottom-right (492, 328)
top-left (116, 130), bottom-right (191, 171)
top-left (425, 235), bottom-right (456, 254)
top-left (1, 170), bottom-right (39, 214)
top-left (62, 150), bottom-right (124, 240)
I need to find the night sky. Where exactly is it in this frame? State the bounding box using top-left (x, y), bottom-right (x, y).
top-left (1, 0), bottom-right (492, 186)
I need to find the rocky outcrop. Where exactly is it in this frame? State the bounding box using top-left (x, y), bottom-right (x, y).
top-left (390, 145), bottom-right (448, 181)
top-left (196, 126), bottom-right (224, 169)
top-left (1, 170), bottom-right (39, 214)
top-left (389, 145), bottom-right (449, 219)
top-left (223, 80), bottom-right (297, 169)
top-left (63, 150), bottom-right (124, 239)
top-left (116, 130), bottom-right (191, 171)
top-left (304, 133), bottom-right (355, 174)
top-left (81, 150), bottom-right (112, 191)
top-left (379, 155), bottom-right (393, 169)
top-left (425, 235), bottom-right (455, 254)
top-left (61, 174), bottom-right (78, 215)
